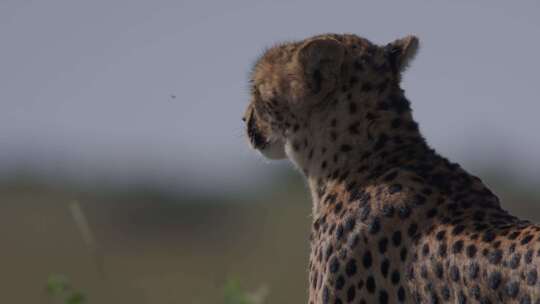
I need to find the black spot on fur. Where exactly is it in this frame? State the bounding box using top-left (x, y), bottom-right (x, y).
top-left (488, 249), bottom-right (503, 265)
top-left (506, 281), bottom-right (519, 298)
top-left (380, 258), bottom-right (390, 278)
top-left (368, 217), bottom-right (381, 234)
top-left (400, 247), bottom-right (408, 261)
top-left (347, 285), bottom-right (356, 302)
top-left (408, 223), bottom-right (418, 237)
top-left (527, 269), bottom-right (537, 286)
top-left (378, 237), bottom-right (388, 254)
top-left (466, 245), bottom-right (477, 258)
top-left (340, 144), bottom-right (352, 153)
top-left (509, 253), bottom-right (521, 269)
top-left (525, 249), bottom-right (534, 264)
top-left (398, 206), bottom-right (411, 219)
top-left (422, 244), bottom-right (430, 256)
top-left (440, 287), bottom-right (450, 301)
top-left (379, 290), bottom-right (388, 304)
top-left (329, 257), bottom-right (340, 273)
top-left (366, 276), bottom-right (376, 293)
top-left (452, 240), bottom-right (464, 254)
top-left (345, 217), bottom-right (356, 231)
top-left (397, 286), bottom-right (405, 301)
top-left (520, 295), bottom-right (531, 304)
top-left (392, 231), bottom-right (402, 247)
top-left (382, 205), bottom-right (394, 218)
top-left (468, 262), bottom-right (479, 279)
top-left (488, 271), bottom-right (502, 290)
top-left (452, 225), bottom-right (466, 236)
top-left (345, 259), bottom-right (357, 277)
top-left (438, 243), bottom-right (447, 257)
top-left (391, 270), bottom-right (400, 285)
top-left (434, 262), bottom-right (443, 279)
top-left (450, 265), bottom-right (460, 282)
top-left (522, 234), bottom-right (533, 245)
top-left (482, 230), bottom-right (496, 243)
top-left (426, 208), bottom-right (437, 218)
top-left (363, 250), bottom-right (373, 269)
top-left (436, 230), bottom-right (446, 241)
top-left (335, 275), bottom-right (345, 290)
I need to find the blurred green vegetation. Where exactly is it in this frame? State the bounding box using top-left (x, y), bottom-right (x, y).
top-left (0, 169), bottom-right (538, 303)
top-left (45, 275), bottom-right (265, 304)
top-left (47, 275), bottom-right (86, 304)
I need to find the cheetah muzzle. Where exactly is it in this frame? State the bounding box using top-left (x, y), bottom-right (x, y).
top-left (243, 33), bottom-right (540, 304)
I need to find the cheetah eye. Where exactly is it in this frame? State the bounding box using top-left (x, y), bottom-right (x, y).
top-left (242, 117), bottom-right (247, 122)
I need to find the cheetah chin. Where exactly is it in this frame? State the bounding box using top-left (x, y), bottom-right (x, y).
top-left (260, 138), bottom-right (286, 160)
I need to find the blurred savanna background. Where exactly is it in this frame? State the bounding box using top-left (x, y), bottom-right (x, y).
top-left (1, 0), bottom-right (540, 303)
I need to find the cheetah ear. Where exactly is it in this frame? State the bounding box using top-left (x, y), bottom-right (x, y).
top-left (385, 35), bottom-right (419, 73)
top-left (295, 37), bottom-right (345, 98)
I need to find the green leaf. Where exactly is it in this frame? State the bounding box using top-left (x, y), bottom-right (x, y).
top-left (46, 274), bottom-right (68, 296)
top-left (223, 279), bottom-right (250, 304)
top-left (66, 291), bottom-right (86, 304)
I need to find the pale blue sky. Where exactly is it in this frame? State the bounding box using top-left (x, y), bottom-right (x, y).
top-left (1, 0), bottom-right (539, 193)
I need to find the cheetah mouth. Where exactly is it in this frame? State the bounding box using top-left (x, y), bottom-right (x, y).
top-left (246, 113), bottom-right (286, 160)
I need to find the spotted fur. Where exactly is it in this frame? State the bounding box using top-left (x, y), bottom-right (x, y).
top-left (243, 33), bottom-right (540, 304)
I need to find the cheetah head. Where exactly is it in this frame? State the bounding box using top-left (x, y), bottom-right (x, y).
top-left (243, 34), bottom-right (419, 161)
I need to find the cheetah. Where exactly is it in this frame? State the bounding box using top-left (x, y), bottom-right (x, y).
top-left (243, 33), bottom-right (540, 303)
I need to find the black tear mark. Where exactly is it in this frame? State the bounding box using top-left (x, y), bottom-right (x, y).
top-left (247, 112), bottom-right (267, 149)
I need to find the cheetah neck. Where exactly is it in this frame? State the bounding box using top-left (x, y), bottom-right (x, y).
top-left (285, 89), bottom-right (431, 215)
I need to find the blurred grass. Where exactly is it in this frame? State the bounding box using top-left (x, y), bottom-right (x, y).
top-left (45, 274), bottom-right (264, 304)
top-left (0, 170), bottom-right (538, 303)
top-left (0, 173), bottom-right (311, 303)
